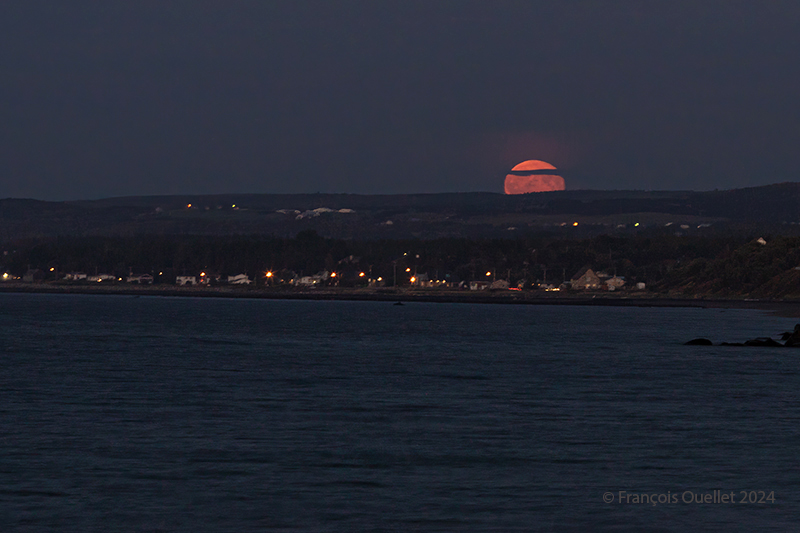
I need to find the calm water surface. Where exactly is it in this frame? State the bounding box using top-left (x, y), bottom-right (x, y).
top-left (1, 293), bottom-right (799, 532)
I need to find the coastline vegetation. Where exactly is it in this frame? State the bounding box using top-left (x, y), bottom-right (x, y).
top-left (3, 231), bottom-right (800, 299)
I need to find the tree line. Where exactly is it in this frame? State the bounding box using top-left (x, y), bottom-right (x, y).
top-left (3, 230), bottom-right (798, 296)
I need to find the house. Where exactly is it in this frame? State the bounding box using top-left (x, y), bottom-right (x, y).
top-left (64, 272), bottom-right (88, 281)
top-left (489, 279), bottom-right (510, 290)
top-left (469, 281), bottom-right (489, 291)
top-left (296, 207), bottom-right (335, 219)
top-left (89, 274), bottom-right (116, 282)
top-left (227, 274), bottom-right (251, 285)
top-left (127, 274), bottom-right (154, 284)
top-left (571, 267), bottom-right (601, 290)
top-left (22, 269), bottom-right (45, 283)
top-left (293, 271), bottom-right (330, 287)
top-left (604, 276), bottom-right (626, 291)
top-left (176, 276), bottom-right (197, 286)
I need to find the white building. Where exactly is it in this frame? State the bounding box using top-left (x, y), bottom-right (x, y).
top-left (227, 274), bottom-right (251, 285)
top-left (604, 276), bottom-right (626, 291)
top-left (293, 271), bottom-right (329, 286)
top-left (88, 274), bottom-right (116, 282)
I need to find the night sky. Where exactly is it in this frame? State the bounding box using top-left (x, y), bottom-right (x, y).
top-left (2, 1), bottom-right (799, 200)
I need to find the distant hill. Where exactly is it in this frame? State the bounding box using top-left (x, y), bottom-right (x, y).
top-left (2, 183), bottom-right (799, 240)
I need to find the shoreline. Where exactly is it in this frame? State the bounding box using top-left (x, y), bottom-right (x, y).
top-left (2, 282), bottom-right (799, 316)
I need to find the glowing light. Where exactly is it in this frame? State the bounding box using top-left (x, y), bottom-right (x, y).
top-left (266, 271), bottom-right (273, 278)
top-left (2, 273), bottom-right (8, 279)
top-left (330, 272), bottom-right (337, 277)
top-left (159, 272), bottom-right (163, 275)
top-left (97, 278), bottom-right (102, 282)
top-left (405, 268), bottom-right (411, 272)
top-left (486, 271), bottom-right (491, 277)
top-left (634, 223), bottom-right (640, 227)
top-left (49, 267), bottom-right (55, 271)
top-left (200, 272), bottom-right (206, 277)
top-left (232, 204), bottom-right (236, 208)
top-left (359, 272), bottom-right (365, 277)
top-left (573, 222), bottom-right (579, 226)
top-left (377, 277), bottom-right (383, 281)
top-left (187, 204), bottom-right (192, 208)
top-left (410, 276), bottom-right (416, 283)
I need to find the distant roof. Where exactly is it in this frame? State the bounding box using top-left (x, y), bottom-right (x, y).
top-left (510, 160), bottom-right (557, 172)
top-left (571, 266), bottom-right (595, 281)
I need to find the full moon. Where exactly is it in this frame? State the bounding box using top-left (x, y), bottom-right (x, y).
top-left (504, 160), bottom-right (565, 194)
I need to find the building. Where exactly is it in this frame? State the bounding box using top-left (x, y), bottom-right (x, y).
top-left (176, 276), bottom-right (197, 286)
top-left (88, 274), bottom-right (116, 282)
top-left (227, 274), bottom-right (251, 285)
top-left (293, 271), bottom-right (329, 287)
top-left (22, 269), bottom-right (44, 283)
top-left (489, 279), bottom-right (510, 290)
top-left (571, 267), bottom-right (601, 290)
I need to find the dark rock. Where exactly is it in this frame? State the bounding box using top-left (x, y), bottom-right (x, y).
top-left (783, 324), bottom-right (800, 346)
top-left (685, 338), bottom-right (713, 346)
top-left (743, 337), bottom-right (784, 347)
top-left (720, 342), bottom-right (745, 346)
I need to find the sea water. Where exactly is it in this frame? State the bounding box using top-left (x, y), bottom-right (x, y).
top-left (1, 293), bottom-right (798, 532)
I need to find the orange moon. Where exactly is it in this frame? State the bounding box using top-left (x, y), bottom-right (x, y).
top-left (504, 160), bottom-right (565, 194)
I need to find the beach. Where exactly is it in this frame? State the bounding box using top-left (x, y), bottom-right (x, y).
top-left (2, 281), bottom-right (799, 316)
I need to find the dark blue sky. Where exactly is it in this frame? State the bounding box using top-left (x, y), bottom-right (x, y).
top-left (2, 1), bottom-right (799, 200)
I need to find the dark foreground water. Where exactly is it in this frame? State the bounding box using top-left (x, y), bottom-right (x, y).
top-left (1, 293), bottom-right (799, 532)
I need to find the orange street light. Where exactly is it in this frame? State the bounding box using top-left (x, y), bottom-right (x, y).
top-left (359, 272), bottom-right (365, 277)
top-left (266, 271), bottom-right (273, 277)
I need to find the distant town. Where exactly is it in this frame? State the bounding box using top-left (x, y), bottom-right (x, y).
top-left (6, 263), bottom-right (645, 293)
top-left (2, 231), bottom-right (799, 299)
